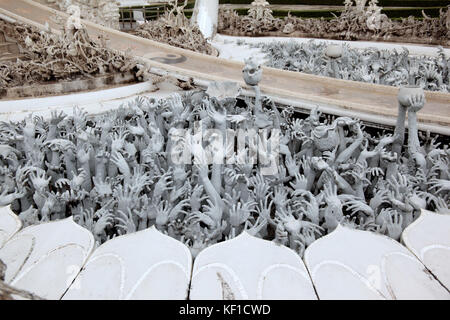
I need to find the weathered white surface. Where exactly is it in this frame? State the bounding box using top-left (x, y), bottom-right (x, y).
top-left (192, 0), bottom-right (218, 39)
top-left (402, 210), bottom-right (450, 291)
top-left (0, 206), bottom-right (22, 248)
top-left (0, 217), bottom-right (94, 299)
top-left (62, 226), bottom-right (192, 300)
top-left (190, 232), bottom-right (317, 300)
top-left (304, 225), bottom-right (449, 300)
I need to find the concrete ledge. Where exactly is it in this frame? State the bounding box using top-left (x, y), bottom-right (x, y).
top-left (0, 82), bottom-right (157, 122)
top-left (1, 73), bottom-right (137, 99)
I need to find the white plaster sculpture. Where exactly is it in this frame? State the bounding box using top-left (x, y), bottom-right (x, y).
top-left (218, 1), bottom-right (448, 45)
top-left (0, 217), bottom-right (94, 299)
top-left (365, 0), bottom-right (388, 32)
top-left (190, 232), bottom-right (317, 300)
top-left (304, 225), bottom-right (449, 299)
top-left (0, 18), bottom-right (144, 89)
top-left (246, 40), bottom-right (449, 92)
top-left (66, 5), bottom-right (82, 31)
top-left (0, 56), bottom-right (448, 266)
top-left (219, 0), bottom-right (278, 36)
top-left (249, 0), bottom-right (272, 21)
top-left (402, 210), bottom-right (450, 290)
top-left (324, 44), bottom-right (343, 78)
top-left (46, 0), bottom-right (121, 30)
top-left (191, 0), bottom-right (219, 39)
top-left (63, 226), bottom-right (192, 300)
top-left (133, 0), bottom-right (214, 55)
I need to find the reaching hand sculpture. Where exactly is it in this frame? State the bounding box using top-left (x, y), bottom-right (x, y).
top-left (0, 59), bottom-right (448, 258)
top-left (406, 91), bottom-right (426, 168)
top-left (243, 57), bottom-right (274, 129)
top-left (241, 40), bottom-right (449, 93)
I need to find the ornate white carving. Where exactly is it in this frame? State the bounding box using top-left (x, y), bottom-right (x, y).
top-left (0, 206), bottom-right (22, 249)
top-left (304, 225), bottom-right (449, 299)
top-left (402, 209), bottom-right (450, 290)
top-left (190, 232), bottom-right (317, 300)
top-left (0, 217), bottom-right (94, 299)
top-left (62, 226), bottom-right (192, 300)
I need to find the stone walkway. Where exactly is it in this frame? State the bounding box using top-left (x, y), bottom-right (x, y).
top-left (0, 206), bottom-right (449, 299)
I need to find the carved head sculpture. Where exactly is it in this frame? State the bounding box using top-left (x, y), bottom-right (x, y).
top-left (371, 61), bottom-right (382, 73)
top-left (312, 124), bottom-right (340, 152)
top-left (324, 44), bottom-right (343, 59)
top-left (282, 23), bottom-right (294, 34)
top-left (67, 5), bottom-right (81, 17)
top-left (66, 5), bottom-right (82, 32)
top-left (242, 57), bottom-right (263, 86)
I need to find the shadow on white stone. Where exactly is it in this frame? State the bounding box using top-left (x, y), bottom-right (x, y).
top-left (402, 209), bottom-right (450, 291)
top-left (190, 232), bottom-right (317, 300)
top-left (304, 225), bottom-right (450, 300)
top-left (62, 226), bottom-right (192, 300)
top-left (0, 206), bottom-right (22, 249)
top-left (0, 217), bottom-right (94, 299)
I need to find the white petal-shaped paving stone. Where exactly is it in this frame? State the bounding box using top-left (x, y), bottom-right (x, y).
top-left (304, 225), bottom-right (449, 300)
top-left (190, 232), bottom-right (317, 300)
top-left (62, 226), bottom-right (192, 300)
top-left (0, 217), bottom-right (94, 299)
top-left (0, 206), bottom-right (22, 249)
top-left (402, 210), bottom-right (450, 290)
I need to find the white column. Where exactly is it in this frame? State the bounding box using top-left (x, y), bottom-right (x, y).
top-left (191, 0), bottom-right (219, 39)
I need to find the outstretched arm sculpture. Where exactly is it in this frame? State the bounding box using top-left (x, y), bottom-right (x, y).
top-left (0, 55), bottom-right (447, 258)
